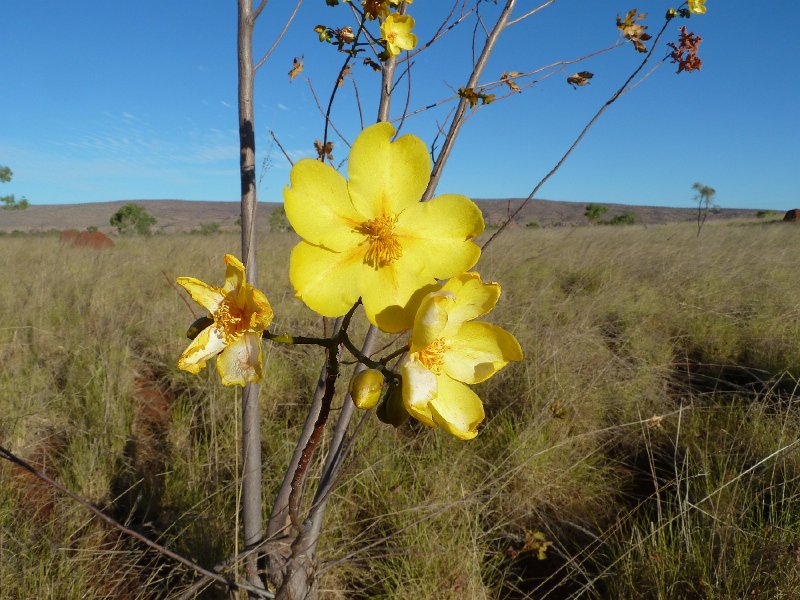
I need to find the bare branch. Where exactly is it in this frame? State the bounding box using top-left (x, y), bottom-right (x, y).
top-left (482, 18), bottom-right (673, 249)
top-left (254, 0), bottom-right (303, 71)
top-left (399, 0), bottom-right (475, 64)
top-left (307, 78), bottom-right (352, 150)
top-left (252, 0), bottom-right (269, 22)
top-left (421, 0), bottom-right (519, 202)
top-left (269, 129), bottom-right (294, 166)
top-left (0, 444), bottom-right (274, 599)
top-left (504, 0), bottom-right (557, 28)
top-left (352, 78), bottom-right (364, 130)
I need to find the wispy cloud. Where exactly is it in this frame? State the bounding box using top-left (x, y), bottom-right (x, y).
top-left (220, 100), bottom-right (231, 108)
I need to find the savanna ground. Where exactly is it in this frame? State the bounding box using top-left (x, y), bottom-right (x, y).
top-left (1, 219), bottom-right (799, 599)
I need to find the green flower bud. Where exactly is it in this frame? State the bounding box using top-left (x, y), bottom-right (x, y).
top-left (349, 369), bottom-right (385, 410)
top-left (376, 382), bottom-right (409, 427)
top-left (186, 315), bottom-right (214, 340)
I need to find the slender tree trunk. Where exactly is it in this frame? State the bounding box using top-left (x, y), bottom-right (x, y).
top-left (237, 0), bottom-right (264, 590)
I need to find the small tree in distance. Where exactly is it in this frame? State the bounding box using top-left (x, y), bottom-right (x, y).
top-left (0, 165), bottom-right (29, 210)
top-left (693, 181), bottom-right (717, 237)
top-left (585, 203), bottom-right (609, 224)
top-left (110, 203), bottom-right (157, 236)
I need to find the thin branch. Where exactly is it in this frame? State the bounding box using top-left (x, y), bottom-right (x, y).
top-left (0, 444), bottom-right (274, 599)
top-left (252, 0), bottom-right (268, 22)
top-left (399, 0), bottom-right (475, 64)
top-left (288, 343), bottom-right (340, 527)
top-left (482, 18), bottom-right (673, 250)
top-left (421, 0), bottom-right (518, 202)
top-left (254, 0), bottom-right (303, 71)
top-left (268, 129), bottom-right (294, 166)
top-left (163, 270), bottom-right (197, 318)
top-left (504, 0), bottom-right (556, 28)
top-left (352, 78), bottom-right (364, 130)
top-left (307, 78), bottom-right (352, 150)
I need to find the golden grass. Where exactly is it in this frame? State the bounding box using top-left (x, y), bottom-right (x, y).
top-left (1, 221), bottom-right (799, 598)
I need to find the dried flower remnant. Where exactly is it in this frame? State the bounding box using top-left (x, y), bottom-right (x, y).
top-left (288, 56), bottom-right (304, 81)
top-left (667, 26), bottom-right (703, 73)
top-left (617, 9), bottom-right (652, 53)
top-left (500, 71), bottom-right (523, 93)
top-left (458, 87), bottom-right (495, 109)
top-left (363, 0), bottom-right (413, 21)
top-left (313, 139), bottom-right (335, 161)
top-left (567, 71), bottom-right (594, 89)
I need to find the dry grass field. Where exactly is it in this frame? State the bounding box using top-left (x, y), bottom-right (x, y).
top-left (1, 218), bottom-right (799, 598)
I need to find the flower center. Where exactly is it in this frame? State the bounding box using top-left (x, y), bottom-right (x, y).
top-left (416, 338), bottom-right (448, 375)
top-left (214, 298), bottom-right (246, 343)
top-left (356, 215), bottom-right (403, 268)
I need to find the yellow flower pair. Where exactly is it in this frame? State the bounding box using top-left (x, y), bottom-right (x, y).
top-left (178, 122), bottom-right (522, 439)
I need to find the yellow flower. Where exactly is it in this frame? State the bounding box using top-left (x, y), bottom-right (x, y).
top-left (363, 0), bottom-right (413, 21)
top-left (400, 273), bottom-right (523, 440)
top-left (284, 122), bottom-right (484, 333)
top-left (380, 13), bottom-right (418, 56)
top-left (177, 254), bottom-right (273, 386)
top-left (687, 0), bottom-right (706, 14)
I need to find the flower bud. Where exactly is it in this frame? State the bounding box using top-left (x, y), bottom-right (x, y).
top-left (349, 369), bottom-right (385, 410)
top-left (376, 382), bottom-right (409, 427)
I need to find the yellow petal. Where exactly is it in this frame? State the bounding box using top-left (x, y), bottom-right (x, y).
top-left (178, 326), bottom-right (227, 374)
top-left (284, 158), bottom-right (364, 251)
top-left (216, 332), bottom-right (263, 386)
top-left (398, 194), bottom-right (484, 279)
top-left (429, 375), bottom-right (485, 440)
top-left (440, 272), bottom-right (501, 330)
top-left (410, 290), bottom-right (454, 351)
top-left (222, 254), bottom-right (245, 294)
top-left (347, 122), bottom-right (430, 219)
top-left (242, 285), bottom-right (274, 331)
top-left (443, 321), bottom-right (523, 384)
top-left (177, 277), bottom-right (225, 314)
top-left (360, 254), bottom-right (438, 333)
top-left (289, 241), bottom-right (363, 318)
top-left (401, 357), bottom-right (437, 428)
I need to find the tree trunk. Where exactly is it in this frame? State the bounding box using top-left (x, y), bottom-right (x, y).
top-left (237, 0), bottom-right (264, 591)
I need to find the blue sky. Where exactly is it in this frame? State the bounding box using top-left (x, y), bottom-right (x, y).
top-left (1, 2), bottom-right (797, 210)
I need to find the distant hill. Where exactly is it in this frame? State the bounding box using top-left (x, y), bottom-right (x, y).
top-left (0, 198), bottom-right (770, 233)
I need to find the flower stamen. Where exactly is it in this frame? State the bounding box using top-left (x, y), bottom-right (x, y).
top-left (357, 215), bottom-right (403, 268)
top-left (416, 337), bottom-right (448, 375)
top-left (214, 298), bottom-right (245, 343)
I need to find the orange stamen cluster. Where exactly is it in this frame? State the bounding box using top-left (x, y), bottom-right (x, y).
top-left (357, 215), bottom-right (403, 268)
top-left (416, 338), bottom-right (448, 375)
top-left (214, 298), bottom-right (246, 342)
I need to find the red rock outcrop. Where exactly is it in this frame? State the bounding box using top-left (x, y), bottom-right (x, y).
top-left (60, 230), bottom-right (114, 249)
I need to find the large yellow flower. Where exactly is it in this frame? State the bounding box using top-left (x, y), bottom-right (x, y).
top-left (177, 254), bottom-right (273, 386)
top-left (401, 273), bottom-right (523, 440)
top-left (284, 122), bottom-right (484, 333)
top-left (687, 0), bottom-right (706, 14)
top-left (380, 13), bottom-right (418, 56)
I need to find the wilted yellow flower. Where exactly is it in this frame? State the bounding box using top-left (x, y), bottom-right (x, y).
top-left (284, 122), bottom-right (484, 333)
top-left (687, 0), bottom-right (706, 14)
top-left (401, 273), bottom-right (523, 440)
top-left (177, 255), bottom-right (273, 386)
top-left (381, 13), bottom-right (418, 56)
